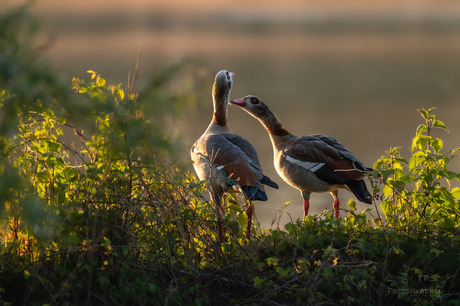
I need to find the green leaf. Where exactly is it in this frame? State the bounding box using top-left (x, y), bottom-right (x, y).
top-left (63, 168), bottom-right (78, 181)
top-left (416, 124), bottom-right (427, 136)
top-left (432, 138), bottom-right (443, 153)
top-left (383, 183), bottom-right (394, 198)
top-left (87, 70), bottom-right (97, 79)
top-left (118, 88), bottom-right (125, 100)
top-left (433, 119), bottom-right (448, 131)
top-left (409, 151), bottom-right (427, 170)
top-left (48, 141), bottom-right (61, 153)
top-left (386, 147), bottom-right (401, 156)
top-left (442, 218), bottom-right (455, 229)
top-left (285, 222), bottom-right (297, 236)
top-left (227, 203), bottom-right (242, 212)
top-left (417, 108), bottom-right (429, 119)
top-left (346, 200), bottom-right (357, 215)
top-left (267, 257), bottom-right (279, 267)
top-left (411, 136), bottom-right (420, 152)
top-left (96, 76), bottom-right (106, 87)
top-left (412, 135), bottom-right (431, 151)
top-left (451, 187), bottom-right (460, 200)
top-left (253, 276), bottom-right (264, 286)
top-left (277, 266), bottom-right (290, 278)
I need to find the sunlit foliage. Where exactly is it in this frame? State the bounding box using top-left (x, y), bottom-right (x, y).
top-left (374, 108), bottom-right (460, 232)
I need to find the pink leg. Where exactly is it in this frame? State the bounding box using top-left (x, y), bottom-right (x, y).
top-left (301, 191), bottom-right (311, 218)
top-left (303, 199), bottom-right (310, 217)
top-left (333, 197), bottom-right (340, 218)
top-left (246, 203), bottom-right (253, 239)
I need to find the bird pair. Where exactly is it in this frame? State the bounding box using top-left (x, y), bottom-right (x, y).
top-left (191, 70), bottom-right (372, 242)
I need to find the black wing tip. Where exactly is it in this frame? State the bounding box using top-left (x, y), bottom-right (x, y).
top-left (241, 186), bottom-right (268, 201)
top-left (346, 180), bottom-right (373, 204)
top-left (355, 194), bottom-right (373, 205)
top-left (262, 175), bottom-right (279, 189)
top-left (361, 196), bottom-right (373, 205)
top-left (240, 175), bottom-right (278, 201)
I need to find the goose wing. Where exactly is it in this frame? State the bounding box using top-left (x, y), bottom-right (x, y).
top-left (192, 133), bottom-right (278, 201)
top-left (284, 135), bottom-right (368, 182)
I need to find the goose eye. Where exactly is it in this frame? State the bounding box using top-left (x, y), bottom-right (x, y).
top-left (226, 72), bottom-right (231, 80)
top-left (250, 97), bottom-right (259, 104)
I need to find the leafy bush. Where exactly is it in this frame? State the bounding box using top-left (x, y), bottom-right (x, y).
top-left (374, 108), bottom-right (460, 232)
top-left (1, 67), bottom-right (231, 304)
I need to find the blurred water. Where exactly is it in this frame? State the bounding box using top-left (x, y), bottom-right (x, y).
top-left (33, 2), bottom-right (460, 228)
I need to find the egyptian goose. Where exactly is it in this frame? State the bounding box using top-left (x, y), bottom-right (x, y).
top-left (190, 72), bottom-right (278, 241)
top-left (230, 95), bottom-right (372, 219)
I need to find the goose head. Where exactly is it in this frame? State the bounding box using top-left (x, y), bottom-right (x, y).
top-left (212, 70), bottom-right (234, 125)
top-left (230, 95), bottom-right (271, 120)
top-left (231, 95), bottom-right (290, 136)
top-left (213, 70), bottom-right (234, 105)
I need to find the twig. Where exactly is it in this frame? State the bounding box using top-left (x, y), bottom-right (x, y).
top-left (128, 44), bottom-right (143, 96)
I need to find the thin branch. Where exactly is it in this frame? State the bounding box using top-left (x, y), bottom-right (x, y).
top-left (128, 44), bottom-right (143, 96)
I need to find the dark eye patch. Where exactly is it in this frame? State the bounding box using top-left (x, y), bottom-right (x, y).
top-left (250, 97), bottom-right (259, 104)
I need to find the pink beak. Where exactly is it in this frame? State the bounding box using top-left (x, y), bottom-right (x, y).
top-left (230, 98), bottom-right (246, 107)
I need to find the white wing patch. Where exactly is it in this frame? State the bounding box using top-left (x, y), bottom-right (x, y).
top-left (285, 155), bottom-right (325, 173)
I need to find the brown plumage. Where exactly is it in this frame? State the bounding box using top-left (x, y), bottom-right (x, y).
top-left (231, 95), bottom-right (372, 219)
top-left (190, 72), bottom-right (278, 241)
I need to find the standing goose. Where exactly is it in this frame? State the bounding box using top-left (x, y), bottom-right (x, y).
top-left (230, 95), bottom-right (372, 218)
top-left (191, 72), bottom-right (278, 241)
